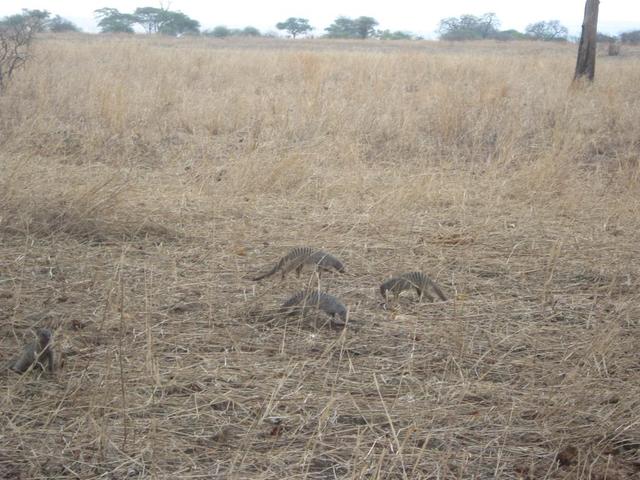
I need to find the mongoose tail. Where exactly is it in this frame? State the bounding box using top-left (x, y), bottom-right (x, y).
top-left (251, 265), bottom-right (279, 281)
top-left (429, 282), bottom-right (447, 301)
top-left (10, 328), bottom-right (54, 374)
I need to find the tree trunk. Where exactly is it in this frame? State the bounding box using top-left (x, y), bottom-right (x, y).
top-left (574, 0), bottom-right (600, 82)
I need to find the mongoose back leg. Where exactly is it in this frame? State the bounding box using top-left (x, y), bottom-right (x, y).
top-left (10, 328), bottom-right (54, 374)
top-left (416, 288), bottom-right (435, 302)
top-left (380, 272), bottom-right (446, 303)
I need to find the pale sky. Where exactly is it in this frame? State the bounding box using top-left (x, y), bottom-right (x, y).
top-left (2, 0), bottom-right (639, 37)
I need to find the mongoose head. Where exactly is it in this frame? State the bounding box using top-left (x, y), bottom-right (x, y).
top-left (36, 328), bottom-right (52, 346)
top-left (320, 259), bottom-right (345, 274)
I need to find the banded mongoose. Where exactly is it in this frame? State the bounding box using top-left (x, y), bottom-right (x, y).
top-left (252, 247), bottom-right (345, 281)
top-left (380, 272), bottom-right (447, 302)
top-left (280, 290), bottom-right (348, 323)
top-left (10, 328), bottom-right (54, 374)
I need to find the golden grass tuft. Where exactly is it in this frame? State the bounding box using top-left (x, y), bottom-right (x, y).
top-left (1, 34), bottom-right (639, 478)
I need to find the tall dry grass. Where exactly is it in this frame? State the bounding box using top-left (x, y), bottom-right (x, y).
top-left (0, 34), bottom-right (639, 479)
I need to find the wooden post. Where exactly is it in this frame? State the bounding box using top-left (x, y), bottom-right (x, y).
top-left (574, 0), bottom-right (600, 82)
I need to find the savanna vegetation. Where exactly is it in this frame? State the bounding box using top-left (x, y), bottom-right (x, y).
top-left (0, 34), bottom-right (639, 478)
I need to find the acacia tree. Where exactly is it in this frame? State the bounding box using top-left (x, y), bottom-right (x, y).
top-left (354, 16), bottom-right (378, 39)
top-left (525, 20), bottom-right (568, 41)
top-left (324, 16), bottom-right (379, 39)
top-left (96, 7), bottom-right (199, 36)
top-left (478, 13), bottom-right (500, 38)
top-left (49, 15), bottom-right (81, 32)
top-left (157, 11), bottom-right (199, 36)
top-left (437, 13), bottom-right (500, 40)
top-left (18, 9), bottom-right (50, 32)
top-left (0, 11), bottom-right (41, 91)
top-left (242, 26), bottom-right (261, 37)
top-left (133, 7), bottom-right (167, 34)
top-left (324, 17), bottom-right (356, 38)
top-left (95, 8), bottom-right (136, 33)
top-left (275, 17), bottom-right (312, 38)
top-left (1, 9), bottom-right (50, 33)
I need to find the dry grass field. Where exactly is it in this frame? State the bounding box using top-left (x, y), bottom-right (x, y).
top-left (1, 34), bottom-right (639, 479)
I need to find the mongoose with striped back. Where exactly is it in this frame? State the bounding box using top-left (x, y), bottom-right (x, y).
top-left (10, 328), bottom-right (54, 374)
top-left (380, 272), bottom-right (447, 302)
top-left (252, 247), bottom-right (345, 281)
top-left (280, 290), bottom-right (348, 324)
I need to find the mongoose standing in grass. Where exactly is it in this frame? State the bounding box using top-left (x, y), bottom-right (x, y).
top-left (280, 290), bottom-right (348, 324)
top-left (380, 272), bottom-right (447, 302)
top-left (9, 328), bottom-right (54, 374)
top-left (252, 247), bottom-right (345, 281)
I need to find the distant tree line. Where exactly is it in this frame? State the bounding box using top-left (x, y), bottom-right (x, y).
top-left (3, 7), bottom-right (640, 45)
top-left (436, 13), bottom-right (570, 41)
top-left (0, 9), bottom-right (80, 34)
top-left (324, 16), bottom-right (379, 39)
top-left (202, 26), bottom-right (262, 38)
top-left (94, 6), bottom-right (267, 38)
top-left (274, 16), bottom-right (423, 40)
top-left (619, 30), bottom-right (640, 44)
top-left (436, 12), bottom-right (640, 45)
top-left (94, 7), bottom-right (200, 36)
